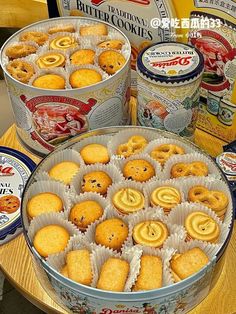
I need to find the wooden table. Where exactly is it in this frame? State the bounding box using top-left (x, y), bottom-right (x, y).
top-left (0, 125), bottom-right (235, 314)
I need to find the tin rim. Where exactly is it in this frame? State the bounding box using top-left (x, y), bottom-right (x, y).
top-left (21, 126), bottom-right (234, 300)
top-left (0, 16), bottom-right (131, 92)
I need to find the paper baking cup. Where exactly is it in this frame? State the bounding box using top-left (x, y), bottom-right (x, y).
top-left (167, 202), bottom-right (227, 245)
top-left (66, 192), bottom-right (109, 231)
top-left (179, 177), bottom-right (233, 224)
top-left (108, 128), bottom-right (160, 158)
top-left (162, 153), bottom-right (222, 180)
top-left (73, 135), bottom-right (112, 164)
top-left (35, 148), bottom-right (84, 183)
top-left (106, 180), bottom-right (149, 216)
top-left (127, 207), bottom-right (185, 249)
top-left (70, 163), bottom-right (123, 195)
top-left (22, 180), bottom-right (71, 226)
top-left (113, 153), bottom-right (162, 183)
top-left (143, 179), bottom-right (186, 212)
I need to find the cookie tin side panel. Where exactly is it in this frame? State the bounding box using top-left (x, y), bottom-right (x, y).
top-left (3, 64), bottom-right (130, 156)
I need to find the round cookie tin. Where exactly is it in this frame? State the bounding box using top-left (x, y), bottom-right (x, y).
top-left (136, 42), bottom-right (204, 139)
top-left (0, 146), bottom-right (35, 244)
top-left (0, 17), bottom-right (131, 156)
top-left (21, 126), bottom-right (234, 314)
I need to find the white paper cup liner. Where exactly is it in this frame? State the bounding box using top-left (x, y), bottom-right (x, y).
top-left (35, 149), bottom-right (84, 183)
top-left (66, 192), bottom-right (109, 231)
top-left (108, 128), bottom-right (160, 158)
top-left (70, 163), bottom-right (123, 196)
top-left (22, 180), bottom-right (71, 226)
top-left (113, 153), bottom-right (162, 183)
top-left (167, 202), bottom-right (227, 245)
top-left (106, 180), bottom-right (148, 216)
top-left (162, 153), bottom-right (222, 180)
top-left (180, 177), bottom-right (233, 224)
top-left (72, 135), bottom-right (112, 164)
top-left (143, 179), bottom-right (186, 212)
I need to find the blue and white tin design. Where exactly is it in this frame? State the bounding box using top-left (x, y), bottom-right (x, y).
top-left (0, 146), bottom-right (35, 244)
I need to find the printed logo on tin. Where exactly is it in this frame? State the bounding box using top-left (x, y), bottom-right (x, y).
top-left (0, 165), bottom-right (14, 176)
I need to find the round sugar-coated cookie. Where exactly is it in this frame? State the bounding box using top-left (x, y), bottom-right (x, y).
top-left (33, 74), bottom-right (65, 89)
top-left (80, 144), bottom-right (110, 165)
top-left (70, 49), bottom-right (95, 66)
top-left (69, 69), bottom-right (102, 88)
top-left (48, 161), bottom-right (80, 185)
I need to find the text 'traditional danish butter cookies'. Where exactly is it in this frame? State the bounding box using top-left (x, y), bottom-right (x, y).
top-left (32, 74), bottom-right (65, 89)
top-left (33, 225), bottom-right (70, 257)
top-left (98, 39), bottom-right (124, 50)
top-left (95, 218), bottom-right (128, 251)
top-left (112, 188), bottom-right (145, 215)
top-left (36, 52), bottom-right (66, 69)
top-left (98, 50), bottom-right (126, 75)
top-left (132, 220), bottom-right (169, 248)
top-left (5, 43), bottom-right (37, 59)
top-left (69, 69), bottom-right (102, 89)
top-left (48, 161), bottom-right (80, 185)
top-left (69, 200), bottom-right (104, 230)
top-left (80, 144), bottom-right (110, 164)
top-left (66, 249), bottom-right (93, 285)
top-left (49, 35), bottom-right (78, 50)
top-left (70, 49), bottom-right (95, 66)
top-left (150, 144), bottom-right (185, 165)
top-left (188, 186), bottom-right (228, 220)
top-left (171, 161), bottom-right (208, 178)
top-left (19, 31), bottom-right (49, 46)
top-left (80, 24), bottom-right (108, 36)
top-left (96, 257), bottom-right (129, 292)
top-left (170, 248), bottom-right (209, 282)
top-left (0, 195), bottom-right (20, 214)
top-left (81, 171), bottom-right (112, 195)
top-left (26, 192), bottom-right (63, 219)
top-left (123, 159), bottom-right (155, 182)
top-left (48, 24), bottom-right (75, 34)
top-left (150, 186), bottom-right (182, 214)
top-left (185, 211), bottom-right (220, 243)
top-left (132, 255), bottom-right (163, 291)
top-left (117, 135), bottom-right (148, 158)
top-left (6, 60), bottom-right (35, 83)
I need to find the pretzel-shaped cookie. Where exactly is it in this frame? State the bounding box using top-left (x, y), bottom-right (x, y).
top-left (150, 144), bottom-right (185, 165)
top-left (6, 60), bottom-right (35, 83)
top-left (188, 186), bottom-right (228, 219)
top-left (171, 161), bottom-right (208, 178)
top-left (117, 135), bottom-right (147, 158)
top-left (20, 31), bottom-right (49, 46)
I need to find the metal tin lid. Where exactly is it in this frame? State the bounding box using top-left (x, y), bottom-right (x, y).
top-left (216, 152), bottom-right (236, 177)
top-left (137, 42), bottom-right (204, 84)
top-left (0, 146), bottom-right (36, 244)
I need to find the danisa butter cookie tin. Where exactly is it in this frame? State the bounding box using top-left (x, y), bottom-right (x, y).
top-left (137, 42), bottom-right (204, 139)
top-left (0, 146), bottom-right (35, 244)
top-left (0, 17), bottom-right (131, 156)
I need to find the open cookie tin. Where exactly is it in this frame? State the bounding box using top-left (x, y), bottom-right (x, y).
top-left (21, 126), bottom-right (234, 314)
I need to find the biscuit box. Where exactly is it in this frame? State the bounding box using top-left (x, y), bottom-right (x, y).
top-left (0, 17), bottom-right (131, 156)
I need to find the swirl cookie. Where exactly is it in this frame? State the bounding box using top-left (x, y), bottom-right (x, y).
top-left (112, 188), bottom-right (145, 215)
top-left (36, 52), bottom-right (66, 69)
top-left (150, 186), bottom-right (181, 214)
top-left (170, 248), bottom-right (209, 282)
top-left (48, 24), bottom-right (75, 34)
top-left (6, 60), bottom-right (34, 83)
top-left (69, 200), bottom-right (104, 231)
top-left (98, 40), bottom-right (124, 50)
top-left (95, 218), bottom-right (128, 251)
top-left (150, 144), bottom-right (185, 165)
top-left (33, 74), bottom-right (65, 89)
top-left (0, 195), bottom-right (20, 214)
top-left (5, 43), bottom-right (37, 59)
top-left (26, 192), bottom-right (63, 219)
top-left (69, 69), bottom-right (102, 88)
top-left (132, 220), bottom-right (169, 248)
top-left (171, 161), bottom-right (208, 178)
top-left (185, 211), bottom-right (220, 243)
top-left (98, 50), bottom-right (126, 75)
top-left (80, 23), bottom-right (108, 36)
top-left (123, 159), bottom-right (155, 182)
top-left (19, 31), bottom-right (48, 46)
top-left (50, 35), bottom-right (78, 50)
top-left (70, 49), bottom-right (95, 66)
top-left (188, 186), bottom-right (228, 220)
top-left (80, 144), bottom-right (109, 165)
top-left (81, 171), bottom-right (112, 195)
top-left (117, 135), bottom-right (148, 158)
top-left (48, 161), bottom-right (80, 185)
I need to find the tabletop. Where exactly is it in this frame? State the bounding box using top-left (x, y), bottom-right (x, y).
top-left (0, 124), bottom-right (235, 314)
